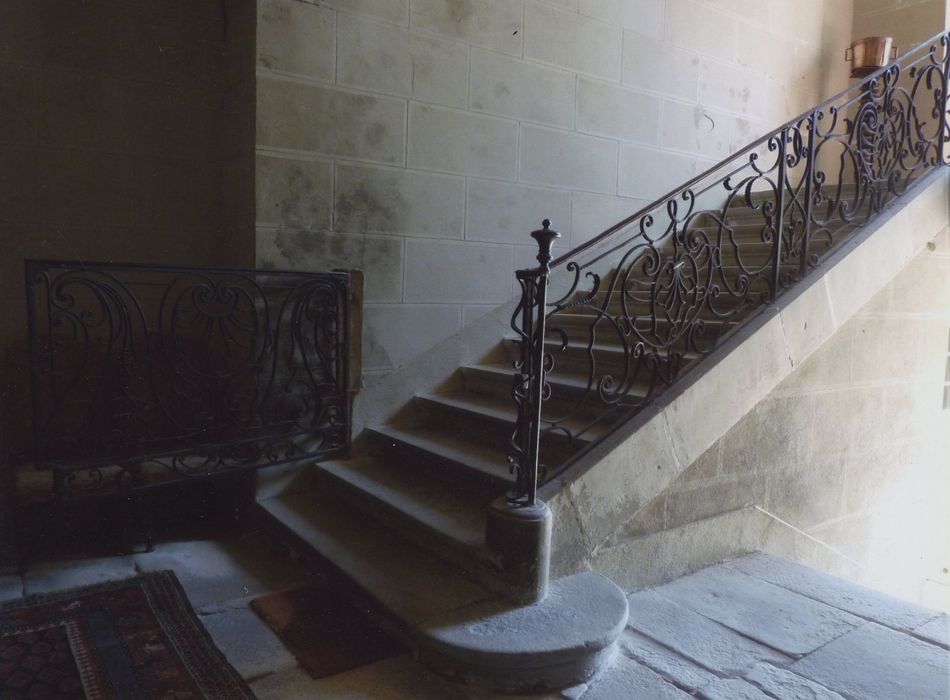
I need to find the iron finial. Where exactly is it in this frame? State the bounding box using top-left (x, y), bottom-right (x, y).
top-left (531, 219), bottom-right (560, 271)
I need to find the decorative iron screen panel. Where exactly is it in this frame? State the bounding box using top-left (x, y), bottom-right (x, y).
top-left (26, 261), bottom-right (350, 497)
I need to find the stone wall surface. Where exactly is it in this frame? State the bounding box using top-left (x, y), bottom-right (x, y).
top-left (853, 0), bottom-right (949, 49)
top-left (255, 0), bottom-right (855, 382)
top-left (0, 0), bottom-right (257, 568)
top-left (554, 172), bottom-right (950, 609)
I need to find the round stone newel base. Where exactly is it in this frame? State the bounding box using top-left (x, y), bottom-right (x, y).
top-left (486, 496), bottom-right (552, 604)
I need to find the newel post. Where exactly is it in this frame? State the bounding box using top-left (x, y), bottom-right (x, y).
top-left (486, 219), bottom-right (559, 604)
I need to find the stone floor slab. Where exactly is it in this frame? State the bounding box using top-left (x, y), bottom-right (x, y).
top-left (658, 564), bottom-right (862, 656)
top-left (619, 630), bottom-right (718, 691)
top-left (249, 665), bottom-right (325, 700)
top-left (582, 654), bottom-right (691, 700)
top-left (915, 614), bottom-right (950, 649)
top-left (791, 622), bottom-right (950, 700)
top-left (0, 575), bottom-right (23, 602)
top-left (626, 590), bottom-right (789, 676)
top-left (698, 677), bottom-right (773, 699)
top-left (251, 654), bottom-right (586, 700)
top-left (727, 553), bottom-right (939, 632)
top-left (293, 655), bottom-right (472, 699)
top-left (133, 533), bottom-right (305, 608)
top-left (22, 555), bottom-right (136, 595)
top-left (199, 604), bottom-right (296, 681)
top-left (743, 661), bottom-right (845, 700)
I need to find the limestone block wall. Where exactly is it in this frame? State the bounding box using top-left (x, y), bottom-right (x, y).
top-left (853, 0), bottom-right (949, 48)
top-left (255, 0), bottom-right (854, 382)
top-left (611, 222), bottom-right (950, 608)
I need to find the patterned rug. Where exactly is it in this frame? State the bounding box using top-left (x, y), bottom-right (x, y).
top-left (0, 571), bottom-right (254, 699)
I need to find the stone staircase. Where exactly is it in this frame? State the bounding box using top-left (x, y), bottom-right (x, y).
top-left (255, 196), bottom-right (850, 691)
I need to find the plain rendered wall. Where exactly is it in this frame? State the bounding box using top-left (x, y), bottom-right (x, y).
top-left (255, 0), bottom-right (854, 383)
top-left (0, 1), bottom-right (256, 567)
top-left (618, 227), bottom-right (950, 608)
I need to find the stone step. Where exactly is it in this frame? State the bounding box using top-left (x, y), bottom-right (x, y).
top-left (256, 490), bottom-right (629, 692)
top-left (547, 311), bottom-right (740, 344)
top-left (726, 184), bottom-right (857, 209)
top-left (559, 278), bottom-right (778, 321)
top-left (501, 337), bottom-right (702, 377)
top-left (257, 490), bottom-right (493, 629)
top-left (461, 362), bottom-right (650, 411)
top-left (366, 424), bottom-right (514, 488)
top-left (411, 391), bottom-right (608, 450)
top-left (313, 457), bottom-right (492, 579)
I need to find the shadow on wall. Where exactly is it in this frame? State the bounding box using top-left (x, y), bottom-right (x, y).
top-left (0, 0), bottom-right (258, 568)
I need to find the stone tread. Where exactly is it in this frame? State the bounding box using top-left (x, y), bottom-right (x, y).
top-left (256, 490), bottom-right (492, 628)
top-left (315, 456), bottom-right (488, 551)
top-left (418, 571), bottom-right (628, 663)
top-left (552, 312), bottom-right (738, 329)
top-left (463, 362), bottom-right (650, 398)
top-left (367, 423), bottom-right (515, 484)
top-left (501, 337), bottom-right (704, 368)
top-left (415, 391), bottom-right (608, 442)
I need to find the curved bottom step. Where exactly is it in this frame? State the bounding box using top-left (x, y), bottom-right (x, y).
top-left (417, 571), bottom-right (628, 693)
top-left (256, 484), bottom-right (627, 693)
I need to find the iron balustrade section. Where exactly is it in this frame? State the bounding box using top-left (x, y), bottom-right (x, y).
top-left (26, 260), bottom-right (352, 499)
top-left (506, 30), bottom-right (950, 506)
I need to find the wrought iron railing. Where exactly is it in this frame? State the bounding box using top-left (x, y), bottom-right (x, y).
top-left (507, 31), bottom-right (950, 505)
top-left (26, 261), bottom-right (353, 499)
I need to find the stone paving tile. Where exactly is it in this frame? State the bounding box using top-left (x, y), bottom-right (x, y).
top-left (0, 575), bottom-right (23, 602)
top-left (697, 677), bottom-right (773, 699)
top-left (250, 655), bottom-right (589, 700)
top-left (626, 590), bottom-right (790, 676)
top-left (582, 653), bottom-right (691, 700)
top-left (249, 665), bottom-right (324, 700)
top-left (21, 555), bottom-right (137, 595)
top-left (277, 655), bottom-right (474, 700)
top-left (619, 629), bottom-right (718, 691)
top-left (726, 553), bottom-right (939, 632)
top-left (199, 604), bottom-right (296, 681)
top-left (915, 614), bottom-right (950, 649)
top-left (790, 622), bottom-right (950, 700)
top-left (743, 661), bottom-right (845, 699)
top-left (133, 533), bottom-right (306, 608)
top-left (658, 564), bottom-right (863, 656)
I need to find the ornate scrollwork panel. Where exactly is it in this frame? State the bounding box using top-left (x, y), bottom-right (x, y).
top-left (27, 262), bottom-right (351, 497)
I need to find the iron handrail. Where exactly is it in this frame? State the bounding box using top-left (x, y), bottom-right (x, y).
top-left (551, 29), bottom-right (950, 271)
top-left (506, 30), bottom-right (950, 506)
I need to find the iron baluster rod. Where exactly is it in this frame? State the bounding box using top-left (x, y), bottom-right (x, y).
top-left (941, 36), bottom-right (950, 164)
top-left (800, 112), bottom-right (817, 280)
top-left (508, 220), bottom-right (559, 506)
top-left (771, 128), bottom-right (789, 298)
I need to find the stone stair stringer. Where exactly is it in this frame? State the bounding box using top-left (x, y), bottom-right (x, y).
top-left (540, 169), bottom-right (950, 579)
